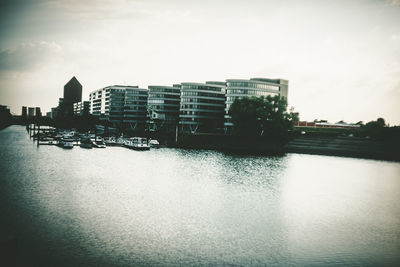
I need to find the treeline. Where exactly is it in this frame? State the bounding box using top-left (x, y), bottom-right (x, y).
top-left (358, 118), bottom-right (400, 142)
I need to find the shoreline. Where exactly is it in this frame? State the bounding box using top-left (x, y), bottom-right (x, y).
top-left (172, 133), bottom-right (400, 162)
top-left (2, 124), bottom-right (399, 162)
top-left (283, 135), bottom-right (399, 162)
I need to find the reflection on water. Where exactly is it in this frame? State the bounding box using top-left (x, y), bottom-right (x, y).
top-left (0, 126), bottom-right (399, 266)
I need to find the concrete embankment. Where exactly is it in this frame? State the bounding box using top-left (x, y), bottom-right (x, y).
top-left (284, 135), bottom-right (399, 161)
top-left (156, 132), bottom-right (399, 161)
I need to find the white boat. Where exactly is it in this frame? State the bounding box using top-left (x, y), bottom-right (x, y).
top-left (80, 137), bottom-right (92, 148)
top-left (38, 137), bottom-right (56, 145)
top-left (58, 137), bottom-right (74, 149)
top-left (93, 137), bottom-right (106, 148)
top-left (124, 137), bottom-right (150, 151)
top-left (149, 139), bottom-right (161, 148)
top-left (104, 137), bottom-right (120, 146)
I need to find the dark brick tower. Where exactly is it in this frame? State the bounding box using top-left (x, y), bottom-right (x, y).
top-left (63, 76), bottom-right (82, 105)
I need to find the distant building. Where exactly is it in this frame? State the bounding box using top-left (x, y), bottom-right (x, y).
top-left (89, 85), bottom-right (148, 130)
top-left (0, 105), bottom-right (12, 128)
top-left (35, 107), bottom-right (41, 117)
top-left (73, 101), bottom-right (90, 116)
top-left (295, 121), bottom-right (361, 129)
top-left (179, 81), bottom-right (226, 133)
top-left (51, 107), bottom-right (58, 119)
top-left (148, 85), bottom-right (181, 131)
top-left (54, 98), bottom-right (68, 119)
top-left (64, 76), bottom-right (82, 105)
top-left (28, 107), bottom-right (35, 117)
top-left (0, 105), bottom-right (10, 114)
top-left (224, 78), bottom-right (289, 131)
top-left (21, 106), bottom-right (27, 119)
top-left (46, 111), bottom-right (52, 118)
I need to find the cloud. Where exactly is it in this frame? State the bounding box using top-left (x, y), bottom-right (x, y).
top-left (42, 0), bottom-right (156, 21)
top-left (0, 41), bottom-right (62, 72)
top-left (392, 34), bottom-right (400, 40)
top-left (386, 0), bottom-right (400, 5)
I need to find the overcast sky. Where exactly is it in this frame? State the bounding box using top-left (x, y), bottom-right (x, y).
top-left (0, 0), bottom-right (399, 124)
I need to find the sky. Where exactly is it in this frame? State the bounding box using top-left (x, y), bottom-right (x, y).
top-left (0, 0), bottom-right (399, 125)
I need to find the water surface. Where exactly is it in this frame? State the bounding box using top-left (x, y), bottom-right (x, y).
top-left (1, 126), bottom-right (399, 266)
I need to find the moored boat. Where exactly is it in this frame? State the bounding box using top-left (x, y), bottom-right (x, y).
top-left (104, 137), bottom-right (120, 146)
top-left (57, 137), bottom-right (74, 149)
top-left (93, 137), bottom-right (106, 148)
top-left (80, 137), bottom-right (93, 148)
top-left (124, 137), bottom-right (150, 151)
top-left (149, 139), bottom-right (161, 148)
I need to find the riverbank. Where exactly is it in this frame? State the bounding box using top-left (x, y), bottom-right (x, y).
top-left (170, 132), bottom-right (400, 161)
top-left (284, 135), bottom-right (399, 162)
top-left (3, 124), bottom-right (399, 161)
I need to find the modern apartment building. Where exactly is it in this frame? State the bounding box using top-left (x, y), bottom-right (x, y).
top-left (224, 78), bottom-right (289, 129)
top-left (148, 84), bottom-right (181, 131)
top-left (89, 85), bottom-right (148, 129)
top-left (86, 76), bottom-right (288, 133)
top-left (123, 87), bottom-right (148, 130)
top-left (179, 81), bottom-right (226, 133)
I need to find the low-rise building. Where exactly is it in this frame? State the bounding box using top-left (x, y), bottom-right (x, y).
top-left (73, 101), bottom-right (91, 116)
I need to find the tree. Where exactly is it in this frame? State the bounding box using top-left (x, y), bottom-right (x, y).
top-left (363, 117), bottom-right (389, 140)
top-left (229, 95), bottom-right (298, 138)
top-left (365, 118), bottom-right (386, 129)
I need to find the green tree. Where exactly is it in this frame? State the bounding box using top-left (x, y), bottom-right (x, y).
top-left (365, 117), bottom-right (386, 129)
top-left (229, 95), bottom-right (298, 138)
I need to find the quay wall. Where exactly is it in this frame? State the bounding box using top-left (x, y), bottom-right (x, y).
top-left (284, 135), bottom-right (400, 161)
top-left (164, 132), bottom-right (400, 161)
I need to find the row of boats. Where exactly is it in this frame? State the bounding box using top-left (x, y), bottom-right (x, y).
top-left (42, 134), bottom-right (159, 151)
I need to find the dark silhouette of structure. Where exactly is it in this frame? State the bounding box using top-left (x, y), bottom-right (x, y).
top-left (35, 107), bottom-right (42, 117)
top-left (22, 106), bottom-right (27, 119)
top-left (63, 76), bottom-right (82, 105)
top-left (28, 107), bottom-right (35, 118)
top-left (0, 105), bottom-right (12, 129)
top-left (61, 76), bottom-right (83, 118)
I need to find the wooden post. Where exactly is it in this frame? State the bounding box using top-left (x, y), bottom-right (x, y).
top-left (31, 124), bottom-right (36, 139)
top-left (175, 125), bottom-right (178, 144)
top-left (37, 124), bottom-right (40, 147)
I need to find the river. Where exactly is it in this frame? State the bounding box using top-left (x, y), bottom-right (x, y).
top-left (0, 125), bottom-right (399, 266)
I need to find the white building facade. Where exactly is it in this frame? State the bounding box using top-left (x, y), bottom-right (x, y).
top-left (89, 85), bottom-right (148, 129)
